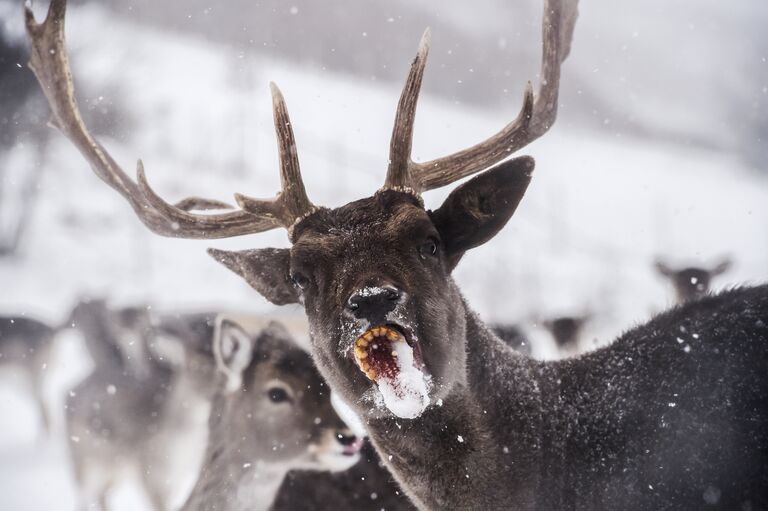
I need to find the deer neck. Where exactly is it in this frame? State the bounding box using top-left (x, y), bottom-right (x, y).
top-left (182, 398), bottom-right (290, 511)
top-left (363, 299), bottom-right (547, 510)
top-left (162, 372), bottom-right (211, 427)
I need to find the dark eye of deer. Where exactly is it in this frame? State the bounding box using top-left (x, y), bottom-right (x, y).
top-left (291, 272), bottom-right (310, 290)
top-left (418, 239), bottom-right (438, 259)
top-left (267, 387), bottom-right (290, 403)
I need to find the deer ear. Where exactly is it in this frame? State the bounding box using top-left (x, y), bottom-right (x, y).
top-left (654, 259), bottom-right (674, 278)
top-left (429, 156), bottom-right (534, 270)
top-left (207, 248), bottom-right (300, 305)
top-left (711, 258), bottom-right (732, 276)
top-left (214, 319), bottom-right (255, 392)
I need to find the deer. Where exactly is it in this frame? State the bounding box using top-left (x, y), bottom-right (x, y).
top-left (540, 312), bottom-right (591, 356)
top-left (492, 313), bottom-right (590, 358)
top-left (65, 301), bottom-right (219, 511)
top-left (181, 319), bottom-right (364, 511)
top-left (25, 0), bottom-right (768, 509)
top-left (0, 314), bottom-right (56, 435)
top-left (654, 257), bottom-right (733, 304)
top-left (489, 323), bottom-right (532, 355)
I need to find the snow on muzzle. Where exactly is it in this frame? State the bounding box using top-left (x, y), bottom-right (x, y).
top-left (353, 325), bottom-right (430, 419)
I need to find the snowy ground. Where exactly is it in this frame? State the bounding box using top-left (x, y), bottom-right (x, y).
top-left (1, 3), bottom-right (767, 509)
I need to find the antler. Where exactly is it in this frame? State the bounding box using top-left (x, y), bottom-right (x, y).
top-left (26, 0), bottom-right (575, 242)
top-left (384, 0), bottom-right (579, 194)
top-left (24, 0), bottom-right (314, 239)
top-left (233, 83), bottom-right (319, 234)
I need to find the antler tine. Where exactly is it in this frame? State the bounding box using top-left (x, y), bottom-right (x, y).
top-left (235, 83), bottom-right (317, 235)
top-left (416, 84), bottom-right (534, 191)
top-left (384, 28), bottom-right (431, 192)
top-left (384, 0), bottom-right (578, 194)
top-left (25, 0), bottom-right (281, 239)
top-left (135, 162), bottom-right (280, 236)
top-left (529, 0), bottom-right (578, 138)
top-left (173, 197), bottom-right (234, 212)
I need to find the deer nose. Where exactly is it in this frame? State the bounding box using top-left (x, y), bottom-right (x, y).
top-left (335, 430), bottom-right (359, 447)
top-left (346, 285), bottom-right (402, 320)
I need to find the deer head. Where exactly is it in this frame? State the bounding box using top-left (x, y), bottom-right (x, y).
top-left (25, 0), bottom-right (577, 419)
top-left (213, 319), bottom-right (362, 470)
top-left (654, 258), bottom-right (733, 303)
top-left (541, 313), bottom-right (591, 351)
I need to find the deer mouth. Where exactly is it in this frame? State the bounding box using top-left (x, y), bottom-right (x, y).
top-left (353, 325), bottom-right (430, 419)
top-left (341, 436), bottom-right (365, 457)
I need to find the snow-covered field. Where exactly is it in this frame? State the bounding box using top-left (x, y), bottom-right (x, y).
top-left (1, 2), bottom-right (767, 509)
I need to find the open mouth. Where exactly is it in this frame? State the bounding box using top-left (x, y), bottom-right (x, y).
top-left (354, 325), bottom-right (409, 380)
top-left (317, 442), bottom-right (363, 472)
top-left (352, 325), bottom-right (430, 419)
top-left (341, 437), bottom-right (365, 456)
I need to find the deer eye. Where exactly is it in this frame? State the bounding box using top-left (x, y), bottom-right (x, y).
top-left (267, 387), bottom-right (291, 403)
top-left (418, 238), bottom-right (439, 259)
top-left (290, 271), bottom-right (310, 290)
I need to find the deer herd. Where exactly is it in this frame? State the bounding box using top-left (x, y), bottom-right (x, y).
top-left (0, 0), bottom-right (765, 509)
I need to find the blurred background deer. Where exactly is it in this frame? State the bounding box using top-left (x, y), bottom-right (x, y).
top-left (65, 301), bottom-right (218, 510)
top-left (654, 257), bottom-right (733, 304)
top-left (539, 312), bottom-right (592, 357)
top-left (0, 314), bottom-right (57, 435)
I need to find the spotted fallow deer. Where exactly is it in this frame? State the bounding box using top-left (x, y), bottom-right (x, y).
top-left (25, 0), bottom-right (768, 509)
top-left (654, 258), bottom-right (733, 304)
